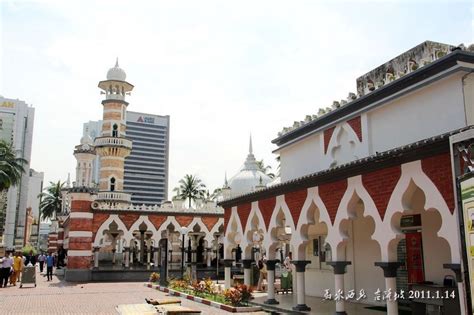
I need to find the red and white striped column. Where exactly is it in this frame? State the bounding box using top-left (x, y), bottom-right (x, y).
top-left (65, 189), bottom-right (94, 281)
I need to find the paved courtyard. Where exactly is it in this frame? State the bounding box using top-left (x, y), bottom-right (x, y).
top-left (0, 269), bottom-right (259, 315)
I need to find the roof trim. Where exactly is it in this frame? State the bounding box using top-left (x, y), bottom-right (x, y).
top-left (272, 50), bottom-right (474, 147)
top-left (218, 125), bottom-right (473, 208)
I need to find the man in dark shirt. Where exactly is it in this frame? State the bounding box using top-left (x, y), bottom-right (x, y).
top-left (25, 251), bottom-right (36, 266)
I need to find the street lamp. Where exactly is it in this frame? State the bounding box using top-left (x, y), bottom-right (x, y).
top-left (180, 227), bottom-right (188, 279)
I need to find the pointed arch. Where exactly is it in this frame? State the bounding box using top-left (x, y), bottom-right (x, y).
top-left (93, 214), bottom-right (130, 246)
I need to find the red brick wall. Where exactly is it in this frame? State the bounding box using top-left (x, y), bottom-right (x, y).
top-left (319, 179), bottom-right (348, 224)
top-left (285, 189), bottom-right (307, 226)
top-left (68, 256), bottom-right (91, 269)
top-left (347, 116), bottom-right (362, 142)
top-left (70, 200), bottom-right (92, 212)
top-left (421, 153), bottom-right (455, 213)
top-left (91, 213), bottom-right (109, 242)
top-left (324, 126), bottom-right (336, 154)
top-left (118, 214), bottom-right (140, 230)
top-left (258, 197), bottom-right (276, 229)
top-left (175, 216), bottom-right (193, 228)
top-left (69, 218), bottom-right (92, 231)
top-left (148, 215), bottom-right (167, 230)
top-left (68, 237), bottom-right (93, 250)
top-left (201, 216), bottom-right (219, 231)
top-left (237, 203), bottom-right (251, 231)
top-left (362, 165), bottom-right (402, 220)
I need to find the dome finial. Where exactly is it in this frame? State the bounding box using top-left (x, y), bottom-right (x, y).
top-left (115, 57), bottom-right (119, 67)
top-left (249, 133), bottom-right (253, 155)
top-left (224, 172), bottom-right (228, 187)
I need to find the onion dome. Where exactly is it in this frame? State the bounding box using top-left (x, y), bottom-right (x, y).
top-left (106, 58), bottom-right (126, 81)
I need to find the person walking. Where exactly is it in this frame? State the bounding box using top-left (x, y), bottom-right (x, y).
top-left (0, 252), bottom-right (13, 288)
top-left (25, 250), bottom-right (36, 266)
top-left (10, 252), bottom-right (23, 286)
top-left (45, 252), bottom-right (54, 282)
top-left (38, 252), bottom-right (46, 273)
top-left (256, 257), bottom-right (267, 291)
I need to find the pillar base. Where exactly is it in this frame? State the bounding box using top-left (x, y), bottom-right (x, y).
top-left (264, 298), bottom-right (279, 305)
top-left (293, 304), bottom-right (311, 311)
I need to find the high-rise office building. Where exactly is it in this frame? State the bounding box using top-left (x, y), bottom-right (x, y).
top-left (0, 96), bottom-right (35, 249)
top-left (83, 111), bottom-right (169, 205)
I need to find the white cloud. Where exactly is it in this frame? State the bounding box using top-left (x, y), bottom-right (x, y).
top-left (0, 0), bottom-right (471, 195)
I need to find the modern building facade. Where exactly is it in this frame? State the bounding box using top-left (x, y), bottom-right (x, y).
top-left (0, 96), bottom-right (35, 249)
top-left (220, 41), bottom-right (474, 314)
top-left (124, 111), bottom-right (169, 205)
top-left (83, 113), bottom-right (169, 205)
top-left (27, 168), bottom-right (44, 221)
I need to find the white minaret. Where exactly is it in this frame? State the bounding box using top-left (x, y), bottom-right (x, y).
top-left (94, 59), bottom-right (134, 206)
top-left (73, 135), bottom-right (96, 188)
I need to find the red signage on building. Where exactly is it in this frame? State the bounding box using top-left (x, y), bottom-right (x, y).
top-left (406, 231), bottom-right (425, 284)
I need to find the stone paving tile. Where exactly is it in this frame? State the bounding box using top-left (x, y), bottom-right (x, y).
top-left (0, 270), bottom-right (262, 315)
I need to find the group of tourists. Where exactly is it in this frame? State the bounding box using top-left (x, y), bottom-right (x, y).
top-left (0, 250), bottom-right (56, 288)
top-left (256, 252), bottom-right (294, 292)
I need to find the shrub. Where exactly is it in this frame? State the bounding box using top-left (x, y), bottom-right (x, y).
top-left (224, 287), bottom-right (243, 306)
top-left (22, 244), bottom-right (37, 256)
top-left (202, 277), bottom-right (216, 295)
top-left (235, 283), bottom-right (253, 304)
top-left (168, 279), bottom-right (189, 291)
top-left (149, 272), bottom-right (160, 283)
top-left (192, 280), bottom-right (207, 297)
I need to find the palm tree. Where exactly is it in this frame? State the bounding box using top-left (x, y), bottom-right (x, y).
top-left (0, 140), bottom-right (27, 191)
top-left (256, 159), bottom-right (275, 179)
top-left (39, 181), bottom-right (65, 220)
top-left (174, 175), bottom-right (206, 208)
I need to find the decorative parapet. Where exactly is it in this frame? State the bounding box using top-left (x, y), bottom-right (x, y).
top-left (94, 136), bottom-right (132, 149)
top-left (91, 198), bottom-right (224, 214)
top-left (276, 41), bottom-right (469, 139)
top-left (96, 191), bottom-right (131, 203)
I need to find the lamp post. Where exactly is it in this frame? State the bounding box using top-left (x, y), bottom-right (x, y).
top-left (180, 227), bottom-right (188, 279)
top-left (215, 233), bottom-right (221, 284)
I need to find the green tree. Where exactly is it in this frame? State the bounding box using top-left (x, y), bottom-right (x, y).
top-left (174, 175), bottom-right (206, 208)
top-left (256, 159), bottom-right (275, 179)
top-left (39, 181), bottom-right (65, 220)
top-left (0, 140), bottom-right (27, 191)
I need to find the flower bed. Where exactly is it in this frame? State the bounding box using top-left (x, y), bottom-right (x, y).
top-left (146, 283), bottom-right (262, 313)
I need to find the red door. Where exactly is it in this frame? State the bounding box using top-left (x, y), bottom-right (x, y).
top-left (405, 232), bottom-right (425, 284)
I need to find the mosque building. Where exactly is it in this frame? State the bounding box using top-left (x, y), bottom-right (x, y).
top-left (219, 41), bottom-right (474, 314)
top-left (53, 60), bottom-right (225, 282)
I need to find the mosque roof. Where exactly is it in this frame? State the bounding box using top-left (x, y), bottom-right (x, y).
top-left (227, 136), bottom-right (272, 197)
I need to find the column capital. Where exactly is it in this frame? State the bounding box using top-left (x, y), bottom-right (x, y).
top-left (93, 246), bottom-right (101, 252)
top-left (291, 260), bottom-right (311, 272)
top-left (242, 259), bottom-right (253, 269)
top-left (265, 259), bottom-right (280, 271)
top-left (443, 263), bottom-right (463, 282)
top-left (123, 247), bottom-right (130, 252)
top-left (223, 259), bottom-right (234, 268)
top-left (327, 261), bottom-right (351, 275)
top-left (374, 262), bottom-right (403, 278)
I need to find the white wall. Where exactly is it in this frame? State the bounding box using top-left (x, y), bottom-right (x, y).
top-left (369, 73), bottom-right (466, 154)
top-left (279, 72), bottom-right (468, 182)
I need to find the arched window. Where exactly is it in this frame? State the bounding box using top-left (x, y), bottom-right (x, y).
top-left (110, 177), bottom-right (116, 191)
top-left (112, 124), bottom-right (118, 137)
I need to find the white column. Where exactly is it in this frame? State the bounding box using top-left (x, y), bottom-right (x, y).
top-left (386, 277), bottom-right (398, 315)
top-left (264, 260), bottom-right (279, 305)
top-left (124, 248), bottom-right (130, 268)
top-left (94, 247), bottom-right (100, 268)
top-left (242, 259), bottom-right (252, 286)
top-left (206, 248), bottom-right (212, 267)
top-left (153, 247), bottom-right (159, 267)
top-left (224, 259), bottom-right (233, 289)
top-left (335, 274), bottom-right (345, 313)
top-left (130, 250), bottom-right (134, 264)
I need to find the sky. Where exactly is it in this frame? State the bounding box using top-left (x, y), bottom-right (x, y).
top-left (0, 0), bottom-right (473, 196)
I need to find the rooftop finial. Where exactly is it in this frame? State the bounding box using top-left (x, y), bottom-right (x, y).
top-left (115, 57), bottom-right (119, 67)
top-left (249, 133), bottom-right (253, 155)
top-left (224, 171), bottom-right (228, 186)
top-left (66, 173), bottom-right (71, 188)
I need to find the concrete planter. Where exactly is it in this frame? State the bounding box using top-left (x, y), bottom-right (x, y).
top-left (145, 283), bottom-right (262, 313)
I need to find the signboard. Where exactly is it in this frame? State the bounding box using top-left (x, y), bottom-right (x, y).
top-left (137, 116), bottom-right (155, 124)
top-left (406, 231), bottom-right (425, 284)
top-left (461, 174), bottom-right (474, 311)
top-left (1, 101), bottom-right (15, 108)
